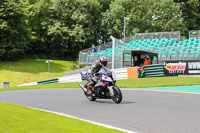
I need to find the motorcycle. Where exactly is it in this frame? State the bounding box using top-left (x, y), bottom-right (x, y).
top-left (79, 67), bottom-right (122, 104)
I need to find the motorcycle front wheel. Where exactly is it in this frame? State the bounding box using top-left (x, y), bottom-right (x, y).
top-left (111, 86), bottom-right (122, 103)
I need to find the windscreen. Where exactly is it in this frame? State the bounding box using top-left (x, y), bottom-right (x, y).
top-left (98, 67), bottom-right (111, 76)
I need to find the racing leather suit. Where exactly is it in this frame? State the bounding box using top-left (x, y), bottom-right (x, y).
top-left (85, 61), bottom-right (102, 90)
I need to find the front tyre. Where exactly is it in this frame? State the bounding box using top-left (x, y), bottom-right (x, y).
top-left (112, 86), bottom-right (122, 103)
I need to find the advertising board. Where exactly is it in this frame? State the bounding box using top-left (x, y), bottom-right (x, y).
top-left (163, 60), bottom-right (200, 76)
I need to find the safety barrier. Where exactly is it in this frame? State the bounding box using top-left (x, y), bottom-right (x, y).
top-left (58, 74), bottom-right (82, 83)
top-left (17, 68), bottom-right (128, 87)
top-left (112, 68), bottom-right (128, 79)
top-left (143, 64), bottom-right (165, 77)
top-left (38, 78), bottom-right (58, 84)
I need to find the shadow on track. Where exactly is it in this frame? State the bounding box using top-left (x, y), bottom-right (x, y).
top-left (92, 100), bottom-right (135, 104)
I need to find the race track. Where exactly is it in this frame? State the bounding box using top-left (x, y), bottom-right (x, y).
top-left (0, 88), bottom-right (200, 133)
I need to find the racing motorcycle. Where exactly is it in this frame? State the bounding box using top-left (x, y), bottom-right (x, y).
top-left (79, 67), bottom-right (122, 104)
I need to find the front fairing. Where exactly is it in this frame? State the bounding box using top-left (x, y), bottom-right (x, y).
top-left (98, 67), bottom-right (111, 76)
top-left (102, 75), bottom-right (113, 82)
top-left (95, 67), bottom-right (116, 90)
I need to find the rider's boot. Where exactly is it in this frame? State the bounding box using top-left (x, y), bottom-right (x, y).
top-left (82, 82), bottom-right (92, 94)
top-left (87, 85), bottom-right (92, 94)
top-left (86, 80), bottom-right (95, 94)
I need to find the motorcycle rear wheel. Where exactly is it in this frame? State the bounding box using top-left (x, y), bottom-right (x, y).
top-left (79, 82), bottom-right (96, 101)
top-left (84, 92), bottom-right (96, 101)
top-left (111, 86), bottom-right (122, 103)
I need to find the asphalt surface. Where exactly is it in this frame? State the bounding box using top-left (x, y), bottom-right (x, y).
top-left (0, 88), bottom-right (200, 133)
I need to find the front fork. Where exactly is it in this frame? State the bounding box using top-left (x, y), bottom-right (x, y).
top-left (108, 84), bottom-right (116, 96)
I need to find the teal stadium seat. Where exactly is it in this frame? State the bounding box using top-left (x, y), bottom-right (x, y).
top-left (196, 49), bottom-right (200, 54)
top-left (183, 39), bottom-right (189, 43)
top-left (190, 54), bottom-right (195, 58)
top-left (88, 54), bottom-right (93, 61)
top-left (195, 54), bottom-right (199, 58)
top-left (183, 54), bottom-right (187, 58)
top-left (179, 53), bottom-right (183, 58)
top-left (171, 53), bottom-right (176, 58)
top-left (129, 41), bottom-right (133, 45)
top-left (172, 43), bottom-right (177, 47)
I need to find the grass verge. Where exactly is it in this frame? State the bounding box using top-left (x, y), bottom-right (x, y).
top-left (117, 76), bottom-right (200, 88)
top-left (0, 59), bottom-right (78, 87)
top-left (0, 102), bottom-right (124, 133)
top-left (1, 77), bottom-right (200, 92)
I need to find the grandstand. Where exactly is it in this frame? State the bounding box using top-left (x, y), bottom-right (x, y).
top-left (79, 30), bottom-right (200, 69)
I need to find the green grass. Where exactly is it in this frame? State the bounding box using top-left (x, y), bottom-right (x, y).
top-left (0, 102), bottom-right (124, 133)
top-left (117, 77), bottom-right (200, 88)
top-left (1, 77), bottom-right (200, 92)
top-left (0, 59), bottom-right (78, 87)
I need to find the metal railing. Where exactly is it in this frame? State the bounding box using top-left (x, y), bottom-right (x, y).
top-left (189, 30), bottom-right (200, 39)
top-left (79, 37), bottom-right (124, 69)
top-left (134, 31), bottom-right (180, 41)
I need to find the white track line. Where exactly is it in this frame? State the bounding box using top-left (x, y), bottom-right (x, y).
top-left (28, 106), bottom-right (136, 133)
top-left (122, 88), bottom-right (200, 95)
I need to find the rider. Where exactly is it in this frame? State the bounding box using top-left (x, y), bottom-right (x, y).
top-left (83, 56), bottom-right (108, 94)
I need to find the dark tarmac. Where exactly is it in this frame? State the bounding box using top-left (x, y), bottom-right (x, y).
top-left (0, 88), bottom-right (200, 133)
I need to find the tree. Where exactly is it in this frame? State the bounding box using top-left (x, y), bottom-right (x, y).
top-left (0, 0), bottom-right (29, 61)
top-left (176, 0), bottom-right (200, 34)
top-left (44, 0), bottom-right (107, 57)
top-left (23, 0), bottom-right (52, 55)
top-left (149, 0), bottom-right (186, 33)
top-left (22, 0), bottom-right (111, 58)
top-left (102, 0), bottom-right (186, 41)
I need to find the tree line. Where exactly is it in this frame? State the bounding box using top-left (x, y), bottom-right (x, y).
top-left (0, 0), bottom-right (199, 61)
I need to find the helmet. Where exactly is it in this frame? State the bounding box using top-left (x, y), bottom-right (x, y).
top-left (99, 56), bottom-right (108, 67)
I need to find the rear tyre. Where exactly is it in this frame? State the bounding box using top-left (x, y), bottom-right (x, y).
top-left (112, 86), bottom-right (122, 103)
top-left (79, 82), bottom-right (96, 101)
top-left (84, 92), bottom-right (96, 101)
